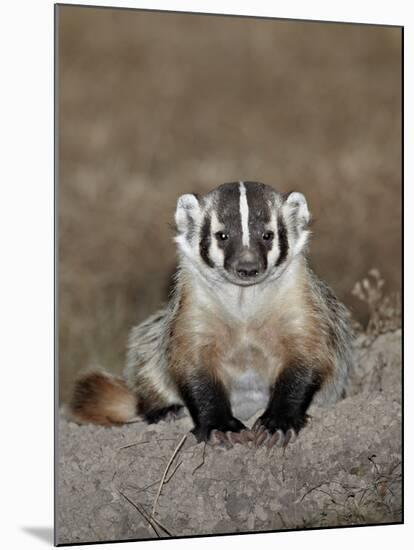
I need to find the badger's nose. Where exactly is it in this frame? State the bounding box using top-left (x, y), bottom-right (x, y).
top-left (235, 261), bottom-right (261, 279)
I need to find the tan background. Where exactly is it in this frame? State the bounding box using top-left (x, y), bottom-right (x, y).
top-left (58, 6), bottom-right (401, 402)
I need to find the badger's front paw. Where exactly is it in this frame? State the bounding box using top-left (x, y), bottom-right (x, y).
top-left (192, 417), bottom-right (254, 446)
top-left (252, 412), bottom-right (306, 448)
top-left (208, 427), bottom-right (256, 447)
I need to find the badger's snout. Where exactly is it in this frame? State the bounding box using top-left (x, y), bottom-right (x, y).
top-left (235, 260), bottom-right (261, 279)
top-left (231, 248), bottom-right (265, 281)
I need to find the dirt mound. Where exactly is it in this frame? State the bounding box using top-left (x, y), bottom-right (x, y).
top-left (56, 329), bottom-right (402, 544)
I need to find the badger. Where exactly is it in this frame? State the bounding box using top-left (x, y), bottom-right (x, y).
top-left (69, 181), bottom-right (353, 447)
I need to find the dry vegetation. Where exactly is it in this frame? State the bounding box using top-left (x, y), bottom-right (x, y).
top-left (352, 268), bottom-right (401, 337)
top-left (58, 7), bottom-right (401, 401)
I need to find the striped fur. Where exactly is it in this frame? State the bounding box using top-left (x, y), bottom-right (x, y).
top-left (69, 182), bottom-right (353, 439)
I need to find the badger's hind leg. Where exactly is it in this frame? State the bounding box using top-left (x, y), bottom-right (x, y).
top-left (143, 404), bottom-right (185, 424)
top-left (130, 374), bottom-right (184, 425)
top-left (126, 308), bottom-right (186, 425)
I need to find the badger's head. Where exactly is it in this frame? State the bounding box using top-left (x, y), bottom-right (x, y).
top-left (175, 181), bottom-right (311, 287)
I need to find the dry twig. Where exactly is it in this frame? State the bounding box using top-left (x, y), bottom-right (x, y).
top-left (119, 490), bottom-right (173, 537)
top-left (119, 490), bottom-right (161, 537)
top-left (151, 433), bottom-right (187, 520)
top-left (118, 440), bottom-right (150, 450)
top-left (299, 482), bottom-right (327, 503)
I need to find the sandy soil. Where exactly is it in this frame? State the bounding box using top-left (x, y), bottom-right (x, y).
top-left (57, 6), bottom-right (401, 402)
top-left (56, 329), bottom-right (402, 544)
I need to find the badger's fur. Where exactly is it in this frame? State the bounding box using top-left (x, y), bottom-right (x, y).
top-left (70, 181), bottom-right (354, 444)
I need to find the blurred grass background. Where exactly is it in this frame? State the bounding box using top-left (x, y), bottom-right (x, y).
top-left (58, 6), bottom-right (401, 402)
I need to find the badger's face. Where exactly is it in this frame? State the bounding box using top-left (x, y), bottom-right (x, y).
top-left (175, 181), bottom-right (311, 287)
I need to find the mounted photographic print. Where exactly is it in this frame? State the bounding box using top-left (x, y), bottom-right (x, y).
top-left (55, 4), bottom-right (403, 545)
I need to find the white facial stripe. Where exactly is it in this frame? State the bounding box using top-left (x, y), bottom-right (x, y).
top-left (266, 208), bottom-right (280, 266)
top-left (239, 181), bottom-right (250, 247)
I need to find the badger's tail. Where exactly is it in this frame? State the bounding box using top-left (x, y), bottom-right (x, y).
top-left (67, 371), bottom-right (137, 426)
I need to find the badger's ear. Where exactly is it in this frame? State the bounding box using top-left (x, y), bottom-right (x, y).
top-left (283, 191), bottom-right (310, 231)
top-left (175, 193), bottom-right (201, 235)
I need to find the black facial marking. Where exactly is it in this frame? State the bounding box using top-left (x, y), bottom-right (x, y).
top-left (178, 374), bottom-right (246, 442)
top-left (199, 214), bottom-right (214, 268)
top-left (244, 182), bottom-right (276, 271)
top-left (223, 236), bottom-right (239, 272)
top-left (214, 183), bottom-right (244, 271)
top-left (216, 183), bottom-right (243, 237)
top-left (258, 364), bottom-right (322, 434)
top-left (275, 214), bottom-right (289, 267)
top-left (255, 239), bottom-right (269, 271)
top-left (244, 181), bottom-right (272, 228)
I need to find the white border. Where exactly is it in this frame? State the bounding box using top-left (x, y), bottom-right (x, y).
top-left (0, 1), bottom-right (410, 549)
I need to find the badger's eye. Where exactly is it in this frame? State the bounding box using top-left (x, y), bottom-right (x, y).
top-left (262, 231), bottom-right (274, 241)
top-left (215, 231), bottom-right (229, 241)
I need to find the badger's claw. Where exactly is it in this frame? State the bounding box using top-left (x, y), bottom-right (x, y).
top-left (209, 429), bottom-right (229, 446)
top-left (208, 428), bottom-right (255, 447)
top-left (252, 418), bottom-right (297, 448)
top-left (252, 421), bottom-right (265, 435)
top-left (229, 429), bottom-right (255, 444)
top-left (282, 428), bottom-right (297, 446)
